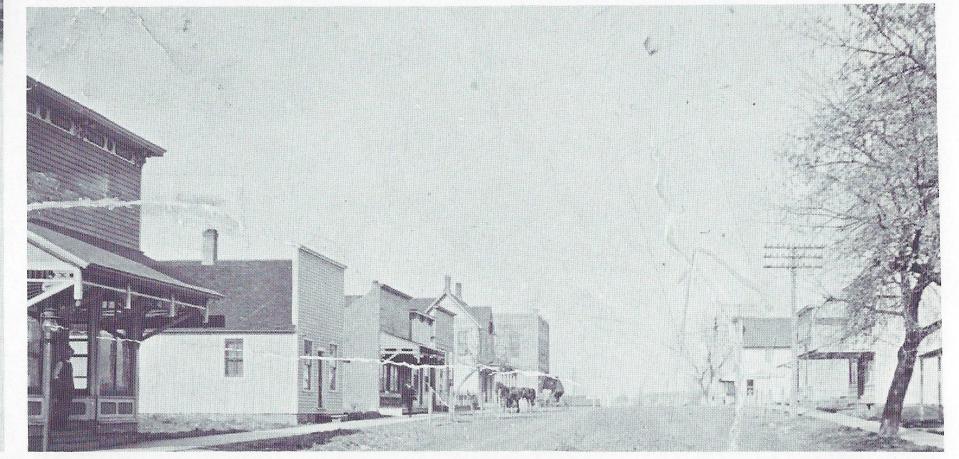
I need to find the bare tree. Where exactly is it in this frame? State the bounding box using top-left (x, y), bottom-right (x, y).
top-left (673, 316), bottom-right (735, 404)
top-left (792, 4), bottom-right (938, 438)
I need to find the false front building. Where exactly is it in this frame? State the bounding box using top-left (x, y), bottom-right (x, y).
top-left (138, 230), bottom-right (348, 425)
top-left (342, 282), bottom-right (454, 414)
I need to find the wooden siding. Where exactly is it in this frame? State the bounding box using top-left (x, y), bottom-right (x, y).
top-left (138, 333), bottom-right (299, 415)
top-left (433, 310), bottom-right (455, 352)
top-left (379, 288), bottom-right (412, 339)
top-left (296, 248), bottom-right (345, 414)
top-left (27, 116), bottom-right (143, 250)
top-left (341, 291), bottom-right (381, 412)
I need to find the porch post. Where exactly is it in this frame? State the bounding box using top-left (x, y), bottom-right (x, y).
top-left (89, 299), bottom-right (100, 423)
top-left (919, 357), bottom-right (925, 422)
top-left (40, 306), bottom-right (62, 452)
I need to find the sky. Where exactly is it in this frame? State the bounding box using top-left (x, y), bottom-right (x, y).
top-left (27, 5), bottom-right (852, 399)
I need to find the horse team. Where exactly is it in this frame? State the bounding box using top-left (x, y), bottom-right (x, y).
top-left (495, 376), bottom-right (565, 413)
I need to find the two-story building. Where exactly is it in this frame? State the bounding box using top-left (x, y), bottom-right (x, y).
top-left (414, 277), bottom-right (494, 406)
top-left (342, 282), bottom-right (452, 414)
top-left (25, 77), bottom-right (220, 451)
top-left (730, 317), bottom-right (793, 405)
top-left (138, 229), bottom-right (348, 425)
top-left (493, 310), bottom-right (550, 389)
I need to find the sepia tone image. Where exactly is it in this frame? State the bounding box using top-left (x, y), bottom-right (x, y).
top-left (22, 4), bottom-right (940, 452)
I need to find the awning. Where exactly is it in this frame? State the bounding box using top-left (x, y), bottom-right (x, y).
top-left (29, 223), bottom-right (220, 298)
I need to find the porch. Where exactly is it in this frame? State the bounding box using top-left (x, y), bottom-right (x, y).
top-left (379, 332), bottom-right (449, 413)
top-left (798, 350), bottom-right (875, 409)
top-left (27, 224), bottom-right (219, 451)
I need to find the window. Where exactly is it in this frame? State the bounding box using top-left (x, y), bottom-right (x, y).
top-left (83, 130), bottom-right (120, 155)
top-left (97, 331), bottom-right (134, 395)
top-left (458, 330), bottom-right (470, 355)
top-left (48, 108), bottom-right (75, 133)
top-left (27, 99), bottom-right (51, 121)
top-left (302, 340), bottom-right (313, 391)
top-left (746, 379), bottom-right (755, 396)
top-left (382, 363), bottom-right (400, 393)
top-left (224, 339), bottom-right (243, 377)
top-left (329, 343), bottom-right (338, 391)
top-left (70, 335), bottom-right (89, 392)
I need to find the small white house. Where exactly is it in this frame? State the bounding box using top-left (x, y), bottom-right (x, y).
top-left (732, 317), bottom-right (794, 405)
top-left (139, 232), bottom-right (347, 425)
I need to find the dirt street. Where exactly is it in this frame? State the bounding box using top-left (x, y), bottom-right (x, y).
top-left (298, 405), bottom-right (938, 451)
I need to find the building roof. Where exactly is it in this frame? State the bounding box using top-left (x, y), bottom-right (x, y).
top-left (155, 260), bottom-right (294, 331)
top-left (27, 76), bottom-right (166, 157)
top-left (739, 317), bottom-right (793, 348)
top-left (379, 283), bottom-right (413, 300)
top-left (409, 297), bottom-right (435, 313)
top-left (28, 222), bottom-right (220, 298)
top-left (467, 306), bottom-right (493, 327)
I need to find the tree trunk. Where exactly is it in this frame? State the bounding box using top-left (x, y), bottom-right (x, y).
top-left (879, 338), bottom-right (920, 438)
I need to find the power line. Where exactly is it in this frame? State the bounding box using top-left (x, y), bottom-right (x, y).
top-left (763, 243), bottom-right (825, 407)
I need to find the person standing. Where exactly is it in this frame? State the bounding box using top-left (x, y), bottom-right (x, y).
top-left (50, 340), bottom-right (75, 430)
top-left (402, 381), bottom-right (414, 417)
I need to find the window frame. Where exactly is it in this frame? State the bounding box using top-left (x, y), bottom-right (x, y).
top-left (224, 338), bottom-right (244, 378)
top-left (328, 343), bottom-right (338, 392)
top-left (302, 339), bottom-right (314, 391)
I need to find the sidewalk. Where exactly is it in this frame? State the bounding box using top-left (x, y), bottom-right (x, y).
top-left (118, 414), bottom-right (432, 451)
top-left (781, 405), bottom-right (944, 450)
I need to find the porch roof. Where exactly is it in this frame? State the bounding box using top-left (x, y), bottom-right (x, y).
top-left (799, 350), bottom-right (874, 360)
top-left (29, 223), bottom-right (220, 298)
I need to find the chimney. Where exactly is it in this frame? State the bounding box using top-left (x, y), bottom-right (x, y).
top-left (455, 282), bottom-right (463, 299)
top-left (444, 275), bottom-right (452, 292)
top-left (202, 229), bottom-right (218, 265)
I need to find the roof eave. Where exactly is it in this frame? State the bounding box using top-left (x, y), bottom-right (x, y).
top-left (27, 76), bottom-right (167, 157)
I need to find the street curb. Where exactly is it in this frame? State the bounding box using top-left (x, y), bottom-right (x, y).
top-left (779, 406), bottom-right (944, 450)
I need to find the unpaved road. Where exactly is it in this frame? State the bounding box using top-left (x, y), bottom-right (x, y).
top-left (306, 405), bottom-right (939, 451)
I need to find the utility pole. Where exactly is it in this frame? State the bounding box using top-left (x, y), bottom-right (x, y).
top-left (763, 244), bottom-right (824, 407)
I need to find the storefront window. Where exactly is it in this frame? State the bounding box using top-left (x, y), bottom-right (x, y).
top-left (69, 334), bottom-right (89, 392)
top-left (98, 331), bottom-right (134, 395)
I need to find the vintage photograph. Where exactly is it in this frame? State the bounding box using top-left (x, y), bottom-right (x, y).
top-left (22, 4), bottom-right (940, 452)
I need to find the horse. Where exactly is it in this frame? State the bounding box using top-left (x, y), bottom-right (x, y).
top-left (496, 382), bottom-right (537, 413)
top-left (540, 376), bottom-right (565, 405)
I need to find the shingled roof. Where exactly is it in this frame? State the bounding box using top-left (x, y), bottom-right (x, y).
top-left (740, 317), bottom-right (793, 349)
top-left (156, 260), bottom-right (294, 331)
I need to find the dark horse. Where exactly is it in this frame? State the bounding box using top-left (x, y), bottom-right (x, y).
top-left (540, 376), bottom-right (565, 405)
top-left (496, 382), bottom-right (536, 413)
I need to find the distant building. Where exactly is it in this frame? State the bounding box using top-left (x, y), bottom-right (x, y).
top-left (493, 311), bottom-right (550, 388)
top-left (411, 277), bottom-right (493, 407)
top-left (797, 287), bottom-right (941, 410)
top-left (341, 282), bottom-right (452, 415)
top-left (139, 232), bottom-right (347, 425)
top-left (731, 317), bottom-right (793, 405)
